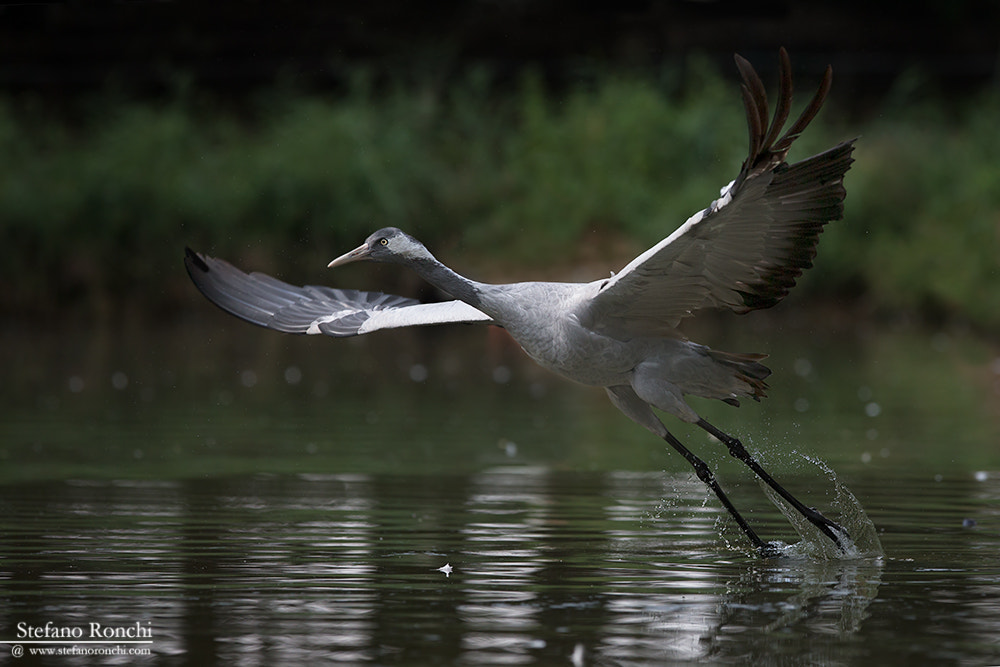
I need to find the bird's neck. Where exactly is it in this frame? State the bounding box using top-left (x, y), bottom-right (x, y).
top-left (409, 257), bottom-right (485, 308)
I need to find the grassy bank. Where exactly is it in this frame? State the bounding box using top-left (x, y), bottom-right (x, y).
top-left (2, 64), bottom-right (998, 331)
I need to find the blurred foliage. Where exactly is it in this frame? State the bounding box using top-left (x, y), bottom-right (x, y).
top-left (820, 81), bottom-right (1000, 331)
top-left (1, 61), bottom-right (998, 330)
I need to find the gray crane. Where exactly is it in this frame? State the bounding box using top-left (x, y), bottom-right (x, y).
top-left (186, 49), bottom-right (856, 555)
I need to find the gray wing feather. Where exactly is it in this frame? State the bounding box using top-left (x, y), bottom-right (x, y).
top-left (185, 248), bottom-right (493, 337)
top-left (582, 48), bottom-right (855, 337)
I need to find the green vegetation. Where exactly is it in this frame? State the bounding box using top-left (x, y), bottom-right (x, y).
top-left (2, 64), bottom-right (998, 330)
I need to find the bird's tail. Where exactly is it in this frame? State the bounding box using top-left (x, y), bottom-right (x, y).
top-left (707, 349), bottom-right (771, 404)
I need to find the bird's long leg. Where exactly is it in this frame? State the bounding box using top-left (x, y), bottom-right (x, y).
top-left (696, 418), bottom-right (848, 551)
top-left (605, 386), bottom-right (780, 555)
top-left (659, 430), bottom-right (778, 555)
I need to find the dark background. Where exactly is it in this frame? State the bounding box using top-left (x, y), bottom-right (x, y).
top-left (2, 1), bottom-right (998, 104)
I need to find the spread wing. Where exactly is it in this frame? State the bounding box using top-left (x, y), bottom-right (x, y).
top-left (581, 48), bottom-right (856, 337)
top-left (184, 248), bottom-right (493, 337)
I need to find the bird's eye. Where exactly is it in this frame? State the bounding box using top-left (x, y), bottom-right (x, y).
top-left (379, 238), bottom-right (389, 246)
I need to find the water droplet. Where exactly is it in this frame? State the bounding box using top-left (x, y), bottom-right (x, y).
top-left (492, 365), bottom-right (512, 384)
top-left (241, 370), bottom-right (257, 388)
top-left (111, 371), bottom-right (128, 390)
top-left (284, 366), bottom-right (302, 385)
top-left (409, 364), bottom-right (428, 383)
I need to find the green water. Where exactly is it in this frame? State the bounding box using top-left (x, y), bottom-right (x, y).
top-left (2, 320), bottom-right (999, 664)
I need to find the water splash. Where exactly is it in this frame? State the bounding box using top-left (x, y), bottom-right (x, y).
top-left (760, 454), bottom-right (883, 560)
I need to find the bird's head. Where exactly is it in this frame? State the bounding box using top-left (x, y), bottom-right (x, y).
top-left (327, 227), bottom-right (432, 268)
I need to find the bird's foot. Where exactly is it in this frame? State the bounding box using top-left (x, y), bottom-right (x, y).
top-left (758, 540), bottom-right (788, 558)
top-left (804, 507), bottom-right (851, 553)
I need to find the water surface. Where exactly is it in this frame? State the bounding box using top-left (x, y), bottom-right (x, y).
top-left (2, 321), bottom-right (998, 664)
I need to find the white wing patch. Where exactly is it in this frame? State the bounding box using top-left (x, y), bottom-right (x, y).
top-left (357, 301), bottom-right (492, 334)
top-left (306, 310), bottom-right (365, 335)
top-left (305, 301), bottom-right (492, 336)
top-left (304, 300), bottom-right (492, 335)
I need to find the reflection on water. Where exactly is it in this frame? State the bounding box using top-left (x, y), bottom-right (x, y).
top-left (2, 468), bottom-right (1000, 665)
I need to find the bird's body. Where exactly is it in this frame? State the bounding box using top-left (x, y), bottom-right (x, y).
top-left (479, 280), bottom-right (622, 383)
top-left (363, 256), bottom-right (766, 421)
top-left (186, 49), bottom-right (856, 555)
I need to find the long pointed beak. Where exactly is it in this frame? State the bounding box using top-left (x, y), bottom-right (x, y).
top-left (327, 242), bottom-right (371, 268)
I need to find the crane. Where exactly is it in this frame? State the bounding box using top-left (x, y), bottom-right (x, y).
top-left (186, 49), bottom-right (856, 555)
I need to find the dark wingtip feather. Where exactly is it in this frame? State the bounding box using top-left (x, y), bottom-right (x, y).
top-left (735, 53), bottom-right (769, 163)
top-left (728, 51), bottom-right (848, 318)
top-left (735, 49), bottom-right (834, 169)
top-left (184, 248), bottom-right (285, 330)
top-left (733, 139), bottom-right (857, 312)
top-left (760, 48), bottom-right (793, 151)
top-left (734, 53), bottom-right (768, 126)
top-left (774, 64), bottom-right (832, 153)
top-left (184, 247), bottom-right (210, 274)
top-left (739, 85), bottom-right (763, 160)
